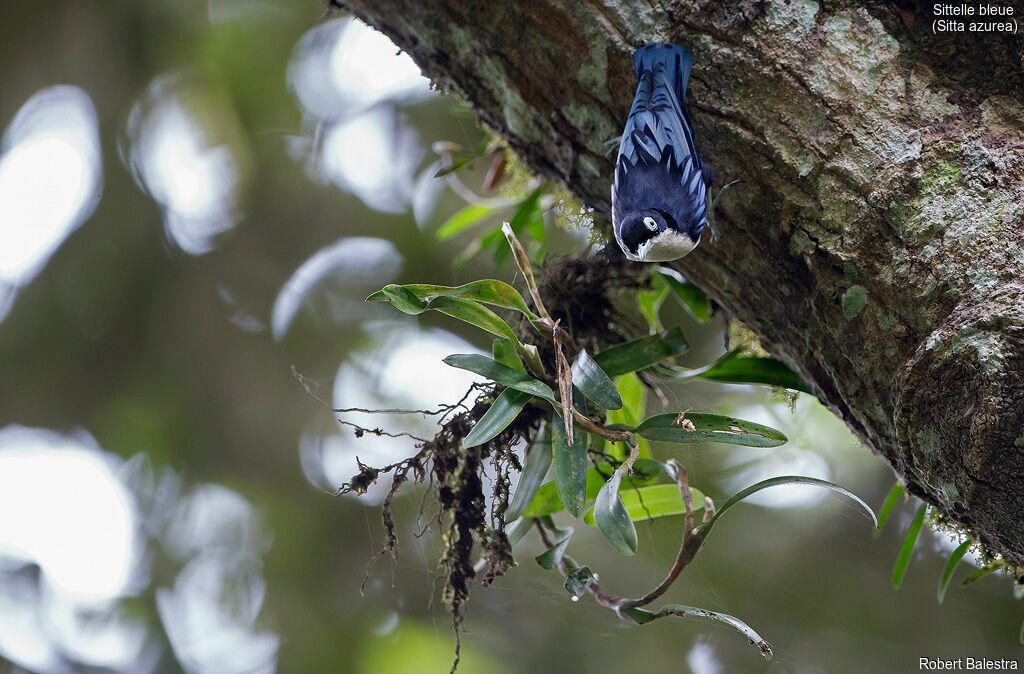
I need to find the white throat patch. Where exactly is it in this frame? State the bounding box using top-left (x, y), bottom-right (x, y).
top-left (625, 230), bottom-right (699, 262)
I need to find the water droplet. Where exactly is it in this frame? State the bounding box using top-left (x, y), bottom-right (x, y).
top-left (570, 595), bottom-right (580, 602)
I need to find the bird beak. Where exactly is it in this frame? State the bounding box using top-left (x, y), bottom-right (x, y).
top-left (637, 240), bottom-right (653, 261)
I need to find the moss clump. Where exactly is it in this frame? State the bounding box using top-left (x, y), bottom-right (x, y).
top-left (929, 508), bottom-right (1024, 584)
top-left (495, 144), bottom-right (538, 199)
top-left (728, 319), bottom-right (769, 357)
top-left (921, 160), bottom-right (962, 194)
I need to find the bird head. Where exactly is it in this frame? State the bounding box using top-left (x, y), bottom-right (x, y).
top-left (616, 209), bottom-right (699, 262)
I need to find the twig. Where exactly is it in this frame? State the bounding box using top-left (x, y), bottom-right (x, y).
top-left (438, 383), bottom-right (489, 423)
top-left (296, 364), bottom-right (477, 419)
top-left (501, 222), bottom-right (553, 325)
top-left (618, 459), bottom-right (699, 609)
top-left (621, 437), bottom-right (640, 474)
top-left (294, 365), bottom-right (484, 445)
top-left (569, 408), bottom-right (633, 445)
top-left (702, 495), bottom-right (716, 524)
top-left (360, 470), bottom-right (408, 594)
top-left (333, 404), bottom-right (458, 416)
top-left (336, 419), bottom-right (431, 443)
top-left (679, 462), bottom-right (695, 537)
top-left (553, 320), bottom-right (574, 445)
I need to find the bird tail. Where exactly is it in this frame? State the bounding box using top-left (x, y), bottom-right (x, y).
top-left (633, 43), bottom-right (694, 97)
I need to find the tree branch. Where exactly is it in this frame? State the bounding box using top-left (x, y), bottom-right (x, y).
top-left (336, 0), bottom-right (1024, 566)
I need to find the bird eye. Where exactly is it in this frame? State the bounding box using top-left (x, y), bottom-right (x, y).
top-left (643, 216), bottom-right (658, 232)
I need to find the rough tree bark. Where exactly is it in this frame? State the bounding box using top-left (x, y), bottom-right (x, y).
top-left (335, 0), bottom-right (1024, 565)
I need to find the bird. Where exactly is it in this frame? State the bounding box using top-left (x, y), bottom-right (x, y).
top-left (612, 42), bottom-right (713, 262)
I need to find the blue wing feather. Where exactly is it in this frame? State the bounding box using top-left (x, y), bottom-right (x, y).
top-left (618, 44), bottom-right (701, 172)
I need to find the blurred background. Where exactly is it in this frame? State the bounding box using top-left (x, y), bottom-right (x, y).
top-left (0, 1), bottom-right (1021, 672)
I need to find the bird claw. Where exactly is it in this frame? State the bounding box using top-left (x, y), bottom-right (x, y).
top-left (712, 179), bottom-right (742, 211)
top-left (603, 135), bottom-right (623, 158)
top-left (707, 218), bottom-right (722, 244)
top-left (706, 179), bottom-right (742, 244)
top-left (705, 191), bottom-right (722, 244)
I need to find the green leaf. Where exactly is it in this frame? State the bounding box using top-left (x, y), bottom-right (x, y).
top-left (617, 373), bottom-right (646, 421)
top-left (436, 199), bottom-right (516, 240)
top-left (689, 349), bottom-right (811, 394)
top-left (527, 216), bottom-right (546, 255)
top-left (479, 227), bottom-right (508, 265)
top-left (535, 524), bottom-right (573, 570)
top-left (492, 339), bottom-right (525, 372)
top-left (961, 564), bottom-right (998, 587)
top-left (433, 139), bottom-right (493, 178)
top-left (518, 343), bottom-right (545, 378)
top-left (483, 187), bottom-right (545, 267)
top-left (593, 328), bottom-right (689, 377)
top-left (571, 388), bottom-right (600, 418)
top-left (368, 285), bottom-right (529, 343)
top-left (521, 459), bottom-right (663, 518)
top-left (552, 423), bottom-right (587, 518)
top-left (463, 389), bottom-right (533, 448)
top-left (367, 279), bottom-right (540, 323)
top-left (564, 565), bottom-right (597, 599)
top-left (876, 482), bottom-right (905, 535)
top-left (608, 373), bottom-right (649, 458)
top-left (656, 267), bottom-right (711, 323)
top-left (571, 350), bottom-right (622, 410)
top-left (508, 186), bottom-right (544, 233)
top-left (621, 605), bottom-right (773, 661)
top-left (584, 484), bottom-right (706, 525)
top-left (522, 474), bottom-right (591, 518)
top-left (506, 516), bottom-right (532, 547)
top-left (426, 296), bottom-right (522, 345)
top-left (593, 471), bottom-right (637, 555)
top-left (443, 354), bottom-right (554, 402)
top-left (938, 539), bottom-right (972, 604)
top-left (635, 413), bottom-right (788, 448)
top-left (893, 503), bottom-right (927, 589)
top-left (379, 285), bottom-right (427, 315)
top-left (697, 476), bottom-right (878, 551)
top-left (507, 426), bottom-right (552, 521)
top-left (637, 279), bottom-right (670, 333)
